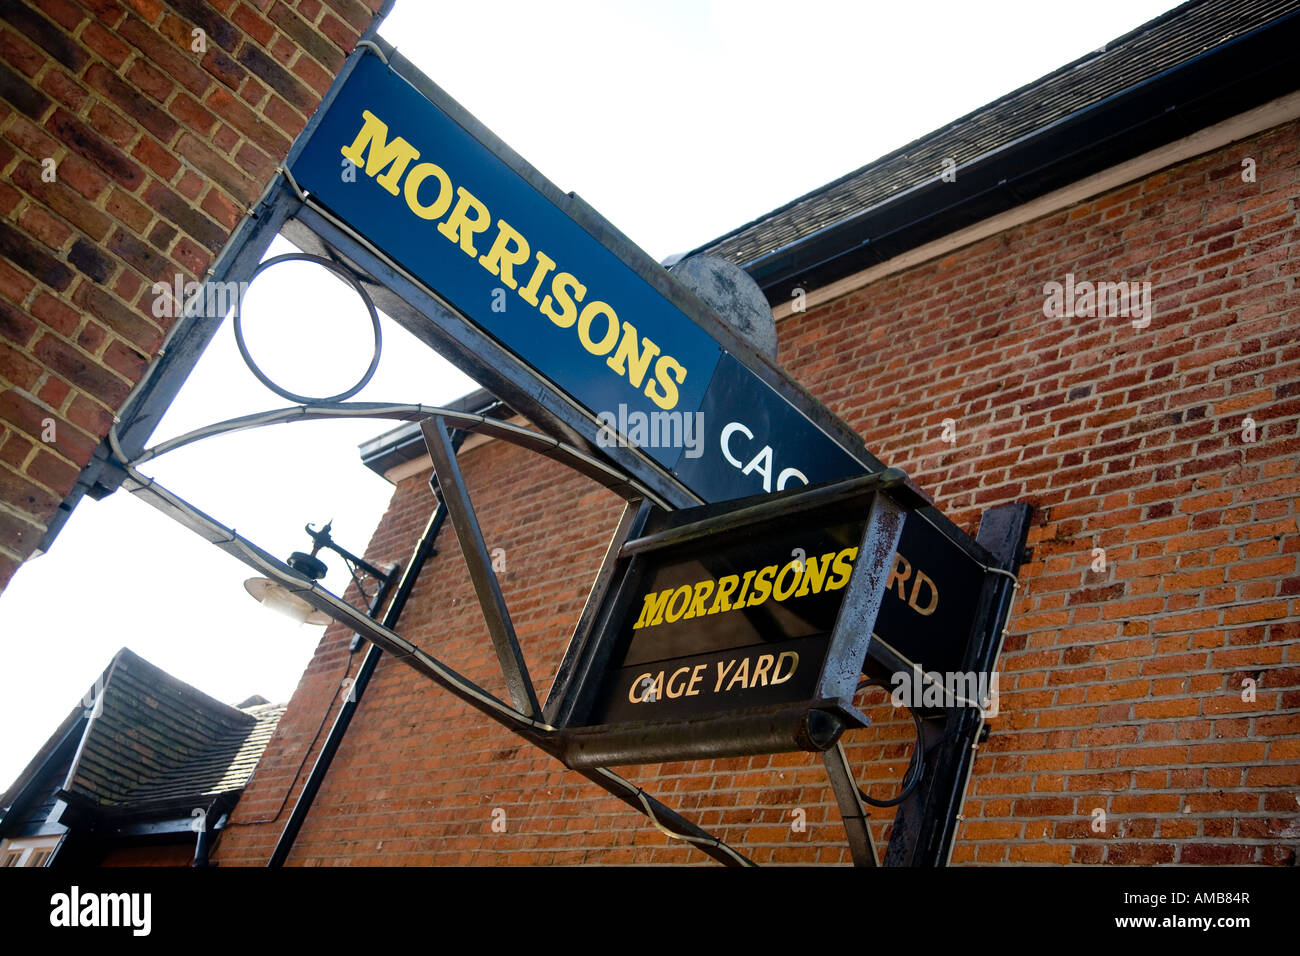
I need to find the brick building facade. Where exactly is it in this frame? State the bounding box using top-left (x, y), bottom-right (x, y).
top-left (210, 5), bottom-right (1300, 865)
top-left (0, 0), bottom-right (387, 590)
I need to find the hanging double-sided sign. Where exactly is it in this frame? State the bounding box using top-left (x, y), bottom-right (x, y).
top-left (288, 53), bottom-right (1000, 699)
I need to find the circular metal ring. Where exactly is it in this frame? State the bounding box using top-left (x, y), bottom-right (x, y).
top-left (232, 253), bottom-right (382, 405)
top-left (850, 678), bottom-right (926, 808)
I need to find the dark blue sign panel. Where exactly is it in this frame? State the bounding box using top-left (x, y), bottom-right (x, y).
top-left (673, 353), bottom-right (863, 501)
top-left (291, 55), bottom-right (721, 469)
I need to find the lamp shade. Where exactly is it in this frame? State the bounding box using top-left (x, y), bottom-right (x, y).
top-left (243, 577), bottom-right (332, 626)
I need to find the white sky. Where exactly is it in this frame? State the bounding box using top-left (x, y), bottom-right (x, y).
top-left (0, 0), bottom-right (1183, 788)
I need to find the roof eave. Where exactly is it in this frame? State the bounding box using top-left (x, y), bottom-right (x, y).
top-left (738, 8), bottom-right (1300, 302)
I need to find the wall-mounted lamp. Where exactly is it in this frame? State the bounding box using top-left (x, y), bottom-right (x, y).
top-left (244, 521), bottom-right (396, 626)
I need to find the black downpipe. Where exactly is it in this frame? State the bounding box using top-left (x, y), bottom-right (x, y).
top-left (267, 570), bottom-right (400, 867)
top-left (193, 818), bottom-right (213, 867)
top-left (193, 795), bottom-right (229, 867)
top-left (268, 438), bottom-right (459, 867)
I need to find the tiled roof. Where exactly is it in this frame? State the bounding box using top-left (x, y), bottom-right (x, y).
top-left (117, 701), bottom-right (286, 808)
top-left (693, 0), bottom-right (1300, 268)
top-left (4, 648), bottom-right (285, 823)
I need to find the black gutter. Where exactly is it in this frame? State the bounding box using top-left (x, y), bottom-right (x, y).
top-left (740, 8), bottom-right (1300, 303)
top-left (267, 433), bottom-right (462, 867)
top-left (193, 794), bottom-right (234, 867)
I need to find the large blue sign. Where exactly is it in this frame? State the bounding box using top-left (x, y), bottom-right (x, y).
top-left (290, 57), bottom-right (878, 500)
top-left (292, 55), bottom-right (723, 470)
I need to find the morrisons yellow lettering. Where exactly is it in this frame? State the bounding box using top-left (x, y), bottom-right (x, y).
top-left (437, 186), bottom-right (491, 255)
top-left (341, 110), bottom-right (419, 194)
top-left (707, 574), bottom-right (740, 614)
top-left (340, 107), bottom-right (692, 409)
top-left (403, 162), bottom-right (453, 220)
top-left (825, 547), bottom-right (858, 591)
top-left (687, 579), bottom-right (714, 618)
top-left (540, 272), bottom-right (585, 328)
top-left (629, 546), bottom-right (941, 632)
top-left (518, 251), bottom-right (556, 306)
top-left (606, 321), bottom-right (661, 389)
top-left (746, 565), bottom-right (777, 607)
top-left (772, 560), bottom-right (802, 602)
top-left (478, 219), bottom-right (530, 287)
top-left (645, 355), bottom-right (685, 411)
top-left (577, 301), bottom-right (620, 355)
top-left (663, 585), bottom-right (692, 623)
top-left (633, 588), bottom-right (672, 629)
top-left (794, 552), bottom-right (834, 597)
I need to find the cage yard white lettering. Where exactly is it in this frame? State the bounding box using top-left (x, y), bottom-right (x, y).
top-left (627, 650), bottom-right (801, 704)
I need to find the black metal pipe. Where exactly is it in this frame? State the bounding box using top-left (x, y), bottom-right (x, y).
top-left (268, 569), bottom-right (399, 867)
top-left (268, 438), bottom-right (459, 867)
top-left (193, 795), bottom-right (229, 868)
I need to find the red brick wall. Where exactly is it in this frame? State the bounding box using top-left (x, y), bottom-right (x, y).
top-left (0, 0), bottom-right (385, 591)
top-left (215, 117), bottom-right (1300, 866)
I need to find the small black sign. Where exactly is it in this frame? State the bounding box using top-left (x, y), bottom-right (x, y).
top-left (592, 518), bottom-right (865, 723)
top-left (873, 514), bottom-right (987, 677)
top-left (556, 472), bottom-right (923, 765)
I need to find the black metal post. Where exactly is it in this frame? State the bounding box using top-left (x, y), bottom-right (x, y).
top-left (822, 741), bottom-right (878, 867)
top-left (883, 501), bottom-right (1032, 865)
top-left (421, 417), bottom-right (541, 717)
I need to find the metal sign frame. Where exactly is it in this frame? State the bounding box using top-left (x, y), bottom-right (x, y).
top-left (88, 34), bottom-right (1034, 867)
